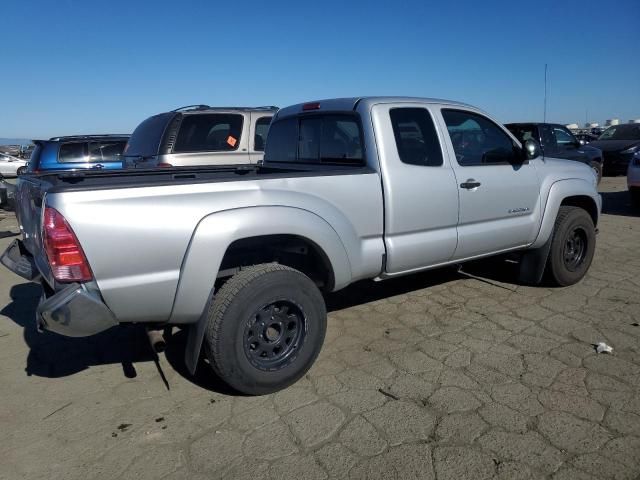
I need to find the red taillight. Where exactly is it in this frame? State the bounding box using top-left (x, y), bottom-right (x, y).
top-left (158, 162), bottom-right (173, 167)
top-left (303, 102), bottom-right (321, 111)
top-left (43, 207), bottom-right (92, 282)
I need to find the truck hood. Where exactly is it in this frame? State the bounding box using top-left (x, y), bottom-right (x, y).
top-left (588, 139), bottom-right (640, 152)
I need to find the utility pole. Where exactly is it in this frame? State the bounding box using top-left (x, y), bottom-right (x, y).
top-left (543, 64), bottom-right (548, 123)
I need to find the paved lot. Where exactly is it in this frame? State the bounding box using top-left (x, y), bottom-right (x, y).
top-left (1, 177), bottom-right (639, 480)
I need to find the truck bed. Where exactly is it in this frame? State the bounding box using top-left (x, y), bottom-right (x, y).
top-left (31, 163), bottom-right (375, 194)
top-left (18, 161), bottom-right (385, 325)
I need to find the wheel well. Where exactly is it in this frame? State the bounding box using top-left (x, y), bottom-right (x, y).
top-left (561, 195), bottom-right (598, 226)
top-left (218, 234), bottom-right (335, 291)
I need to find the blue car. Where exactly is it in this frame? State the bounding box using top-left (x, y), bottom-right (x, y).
top-left (27, 135), bottom-right (129, 173)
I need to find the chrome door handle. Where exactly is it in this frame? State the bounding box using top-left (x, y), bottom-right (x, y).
top-left (460, 179), bottom-right (481, 189)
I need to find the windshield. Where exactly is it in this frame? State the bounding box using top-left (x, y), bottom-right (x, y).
top-left (597, 124), bottom-right (640, 141)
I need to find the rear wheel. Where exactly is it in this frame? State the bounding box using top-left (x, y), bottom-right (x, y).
top-left (545, 206), bottom-right (596, 286)
top-left (204, 263), bottom-right (326, 395)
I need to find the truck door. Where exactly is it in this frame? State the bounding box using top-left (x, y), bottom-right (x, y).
top-left (373, 103), bottom-right (459, 273)
top-left (249, 114), bottom-right (273, 163)
top-left (437, 108), bottom-right (542, 259)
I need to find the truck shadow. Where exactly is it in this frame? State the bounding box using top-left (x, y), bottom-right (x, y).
top-left (2, 261), bottom-right (519, 394)
top-left (1, 282), bottom-right (154, 379)
top-left (600, 190), bottom-right (640, 218)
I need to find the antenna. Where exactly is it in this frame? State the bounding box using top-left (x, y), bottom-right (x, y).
top-left (543, 64), bottom-right (548, 123)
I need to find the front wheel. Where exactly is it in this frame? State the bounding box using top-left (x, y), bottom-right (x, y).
top-left (545, 206), bottom-right (596, 287)
top-left (204, 263), bottom-right (326, 395)
top-left (16, 166), bottom-right (26, 176)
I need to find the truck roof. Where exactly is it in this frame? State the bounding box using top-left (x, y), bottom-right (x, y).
top-left (275, 96), bottom-right (476, 120)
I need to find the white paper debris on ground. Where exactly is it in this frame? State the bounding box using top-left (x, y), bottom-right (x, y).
top-left (595, 342), bottom-right (613, 354)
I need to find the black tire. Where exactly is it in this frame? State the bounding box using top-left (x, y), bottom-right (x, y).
top-left (631, 187), bottom-right (640, 208)
top-left (545, 206), bottom-right (596, 287)
top-left (204, 263), bottom-right (326, 395)
top-left (590, 161), bottom-right (602, 184)
top-left (16, 167), bottom-right (26, 176)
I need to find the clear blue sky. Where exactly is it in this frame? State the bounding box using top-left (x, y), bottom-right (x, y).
top-left (2, 0), bottom-right (639, 138)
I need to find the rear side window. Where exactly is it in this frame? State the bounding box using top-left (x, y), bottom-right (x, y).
top-left (125, 112), bottom-right (175, 158)
top-left (58, 143), bottom-right (86, 163)
top-left (88, 141), bottom-right (126, 162)
top-left (174, 114), bottom-right (244, 153)
top-left (254, 117), bottom-right (271, 151)
top-left (26, 144), bottom-right (42, 172)
top-left (264, 118), bottom-right (297, 162)
top-left (390, 108), bottom-right (443, 166)
top-left (265, 114), bottom-right (364, 165)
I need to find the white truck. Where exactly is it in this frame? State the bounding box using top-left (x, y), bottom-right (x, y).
top-left (3, 97), bottom-right (601, 394)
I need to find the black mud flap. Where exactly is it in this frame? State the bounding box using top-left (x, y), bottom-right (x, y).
top-left (184, 287), bottom-right (215, 375)
top-left (518, 232), bottom-right (553, 285)
top-left (1, 239), bottom-right (39, 281)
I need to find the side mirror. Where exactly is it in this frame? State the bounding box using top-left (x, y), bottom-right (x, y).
top-left (523, 139), bottom-right (541, 160)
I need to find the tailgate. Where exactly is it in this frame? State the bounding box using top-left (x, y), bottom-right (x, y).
top-left (15, 175), bottom-right (49, 257)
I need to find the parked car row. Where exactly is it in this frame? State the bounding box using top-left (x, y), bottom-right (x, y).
top-left (589, 123), bottom-right (640, 176)
top-left (0, 152), bottom-right (28, 177)
top-left (3, 96), bottom-right (602, 395)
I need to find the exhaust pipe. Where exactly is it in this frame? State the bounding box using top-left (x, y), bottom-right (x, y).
top-left (146, 328), bottom-right (166, 353)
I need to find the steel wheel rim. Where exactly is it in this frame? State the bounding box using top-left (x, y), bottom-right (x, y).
top-left (243, 300), bottom-right (306, 371)
top-left (563, 227), bottom-right (587, 271)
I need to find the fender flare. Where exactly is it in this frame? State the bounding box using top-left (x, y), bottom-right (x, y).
top-left (173, 206), bottom-right (352, 374)
top-left (530, 178), bottom-right (600, 250)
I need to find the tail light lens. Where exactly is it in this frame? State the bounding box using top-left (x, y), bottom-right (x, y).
top-left (158, 162), bottom-right (173, 167)
top-left (43, 207), bottom-right (92, 282)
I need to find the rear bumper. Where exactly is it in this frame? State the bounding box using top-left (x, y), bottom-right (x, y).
top-left (1, 239), bottom-right (39, 281)
top-left (1, 239), bottom-right (118, 337)
top-left (37, 283), bottom-right (119, 337)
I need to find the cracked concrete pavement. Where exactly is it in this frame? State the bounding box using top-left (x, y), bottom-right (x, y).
top-left (0, 177), bottom-right (639, 479)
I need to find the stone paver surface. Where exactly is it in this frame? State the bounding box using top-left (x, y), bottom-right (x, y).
top-left (0, 177), bottom-right (639, 479)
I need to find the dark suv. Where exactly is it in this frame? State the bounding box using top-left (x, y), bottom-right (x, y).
top-left (27, 135), bottom-right (129, 173)
top-left (506, 123), bottom-right (604, 182)
top-left (589, 124), bottom-right (640, 176)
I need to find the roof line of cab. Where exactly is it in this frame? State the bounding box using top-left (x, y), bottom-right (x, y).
top-left (274, 96), bottom-right (478, 121)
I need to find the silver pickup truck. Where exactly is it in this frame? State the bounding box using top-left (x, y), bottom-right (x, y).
top-left (3, 97), bottom-right (601, 395)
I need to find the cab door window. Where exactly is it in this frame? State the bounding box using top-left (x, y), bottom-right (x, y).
top-left (442, 109), bottom-right (518, 166)
top-left (553, 126), bottom-right (576, 146)
top-left (390, 108), bottom-right (443, 166)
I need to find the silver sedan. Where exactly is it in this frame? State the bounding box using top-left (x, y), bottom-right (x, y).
top-left (0, 153), bottom-right (28, 177)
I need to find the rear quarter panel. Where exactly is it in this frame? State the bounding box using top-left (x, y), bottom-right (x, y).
top-left (47, 172), bottom-right (385, 323)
